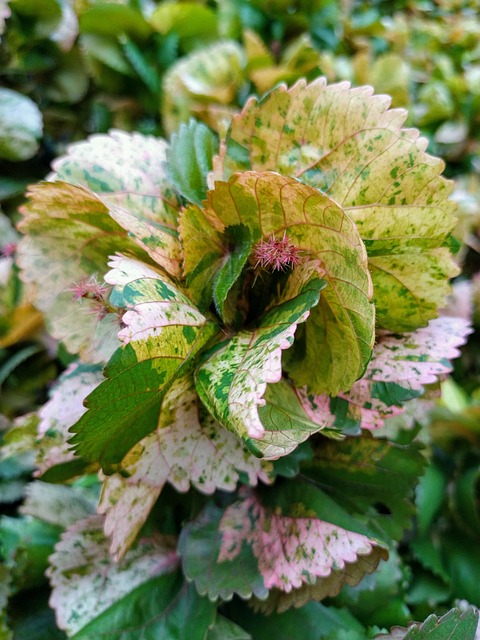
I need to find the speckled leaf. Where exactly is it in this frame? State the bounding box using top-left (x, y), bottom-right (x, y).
top-left (180, 486), bottom-right (387, 612)
top-left (298, 316), bottom-right (472, 431)
top-left (166, 119), bottom-right (219, 206)
top-left (376, 607), bottom-right (479, 640)
top-left (195, 272), bottom-right (323, 453)
top-left (254, 379), bottom-right (343, 459)
top-left (49, 130), bottom-right (183, 277)
top-left (69, 257), bottom-right (218, 471)
top-left (197, 171), bottom-right (374, 395)
top-left (301, 434), bottom-right (426, 542)
top-left (162, 40), bottom-right (245, 135)
top-left (20, 482), bottom-right (96, 529)
top-left (179, 202), bottom-right (225, 310)
top-left (219, 79), bottom-right (458, 331)
top-left (36, 363), bottom-right (104, 477)
top-left (17, 182), bottom-right (136, 362)
top-left (47, 515), bottom-right (216, 640)
top-left (98, 376), bottom-right (273, 560)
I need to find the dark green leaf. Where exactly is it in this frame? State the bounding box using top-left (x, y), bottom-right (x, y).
top-left (167, 119), bottom-right (218, 206)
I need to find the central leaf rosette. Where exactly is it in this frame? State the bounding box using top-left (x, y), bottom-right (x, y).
top-left (181, 171), bottom-right (374, 448)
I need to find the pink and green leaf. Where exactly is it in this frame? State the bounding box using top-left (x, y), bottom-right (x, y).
top-left (98, 376), bottom-right (273, 560)
top-left (69, 258), bottom-right (218, 471)
top-left (36, 363), bottom-right (104, 478)
top-left (179, 485), bottom-right (387, 612)
top-left (299, 316), bottom-right (472, 432)
top-left (48, 515), bottom-right (216, 640)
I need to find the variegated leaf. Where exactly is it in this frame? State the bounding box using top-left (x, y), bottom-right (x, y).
top-left (47, 515), bottom-right (192, 638)
top-left (17, 182), bottom-right (135, 362)
top-left (69, 257), bottom-right (218, 470)
top-left (195, 269), bottom-right (324, 453)
top-left (298, 316), bottom-right (472, 431)
top-left (179, 485), bottom-right (387, 612)
top-left (218, 79), bottom-right (459, 331)
top-left (196, 171), bottom-right (374, 395)
top-left (49, 130), bottom-right (183, 277)
top-left (36, 363), bottom-right (104, 477)
top-left (99, 376), bottom-right (273, 560)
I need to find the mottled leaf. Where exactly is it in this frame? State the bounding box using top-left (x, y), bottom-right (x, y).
top-left (180, 487), bottom-right (387, 612)
top-left (47, 515), bottom-right (211, 639)
top-left (98, 376), bottom-right (272, 560)
top-left (50, 129), bottom-right (183, 276)
top-left (301, 434), bottom-right (426, 542)
top-left (162, 40), bottom-right (245, 135)
top-left (0, 87), bottom-right (42, 161)
top-left (36, 363), bottom-right (104, 477)
top-left (166, 119), bottom-right (218, 206)
top-left (299, 316), bottom-right (472, 431)
top-left (219, 79), bottom-right (458, 331)
top-left (69, 256), bottom-right (218, 470)
top-left (20, 481), bottom-right (96, 529)
top-left (17, 182), bottom-right (134, 362)
top-left (196, 171), bottom-right (374, 395)
top-left (196, 270), bottom-right (324, 453)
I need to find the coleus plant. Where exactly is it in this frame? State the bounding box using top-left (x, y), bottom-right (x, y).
top-left (13, 78), bottom-right (475, 638)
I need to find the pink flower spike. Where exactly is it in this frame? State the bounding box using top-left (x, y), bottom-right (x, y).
top-left (253, 232), bottom-right (301, 272)
top-left (67, 276), bottom-right (110, 301)
top-left (1, 242), bottom-right (17, 258)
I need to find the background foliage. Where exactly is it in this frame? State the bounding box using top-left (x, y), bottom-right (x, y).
top-left (1, 0), bottom-right (480, 638)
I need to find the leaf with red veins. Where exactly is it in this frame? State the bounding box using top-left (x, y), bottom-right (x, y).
top-left (47, 516), bottom-right (180, 638)
top-left (99, 376), bottom-right (273, 561)
top-left (298, 316), bottom-right (473, 432)
top-left (36, 364), bottom-right (104, 477)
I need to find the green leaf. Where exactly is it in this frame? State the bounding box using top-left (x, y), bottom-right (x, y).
top-left (167, 119), bottom-right (219, 206)
top-left (69, 257), bottom-right (218, 471)
top-left (196, 171), bottom-right (374, 395)
top-left (195, 272), bottom-right (324, 452)
top-left (150, 1), bottom-right (218, 41)
top-left (17, 182), bottom-right (139, 362)
top-left (301, 434), bottom-right (426, 543)
top-left (47, 515), bottom-right (215, 639)
top-left (212, 224), bottom-right (254, 324)
top-left (377, 608), bottom-right (479, 640)
top-left (229, 599), bottom-right (367, 640)
top-left (0, 88), bottom-right (42, 161)
top-left (50, 130), bottom-right (183, 277)
top-left (219, 79), bottom-right (458, 331)
top-left (206, 615), bottom-right (251, 640)
top-left (79, 4), bottom-right (151, 39)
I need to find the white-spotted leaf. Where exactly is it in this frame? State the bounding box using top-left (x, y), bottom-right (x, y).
top-left (99, 376), bottom-right (273, 560)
